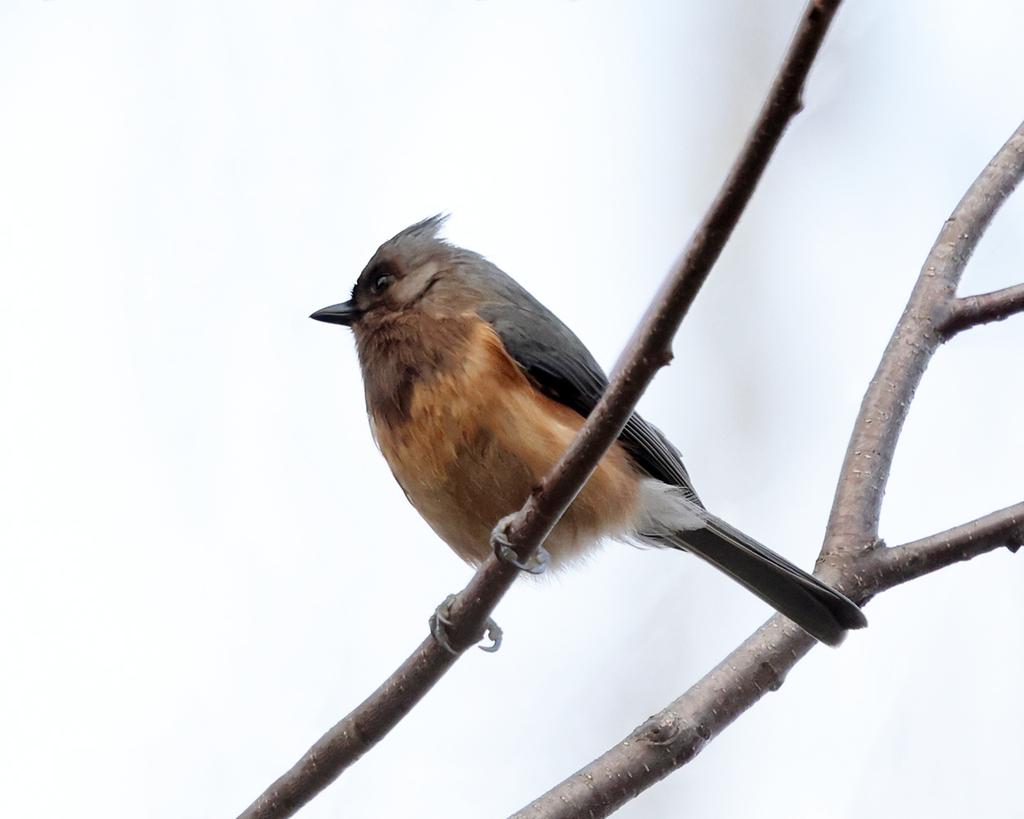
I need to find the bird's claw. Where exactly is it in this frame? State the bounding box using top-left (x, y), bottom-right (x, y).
top-left (478, 619), bottom-right (503, 653)
top-left (429, 594), bottom-right (461, 655)
top-left (491, 514), bottom-right (550, 575)
top-left (429, 594), bottom-right (503, 654)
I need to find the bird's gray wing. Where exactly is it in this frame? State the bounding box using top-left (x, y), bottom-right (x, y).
top-left (471, 263), bottom-right (702, 505)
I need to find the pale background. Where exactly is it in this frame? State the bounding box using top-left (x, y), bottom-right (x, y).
top-left (2, 1), bottom-right (1022, 817)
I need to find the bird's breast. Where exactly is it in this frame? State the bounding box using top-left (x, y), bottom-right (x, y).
top-left (369, 319), bottom-right (641, 566)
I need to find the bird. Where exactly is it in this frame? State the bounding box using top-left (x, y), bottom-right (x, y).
top-left (311, 215), bottom-right (867, 646)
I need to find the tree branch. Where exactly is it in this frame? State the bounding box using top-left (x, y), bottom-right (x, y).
top-left (510, 622), bottom-right (816, 819)
top-left (864, 501), bottom-right (1024, 589)
top-left (495, 0), bottom-right (846, 573)
top-left (822, 119), bottom-right (1024, 561)
top-left (507, 118), bottom-right (1024, 819)
top-left (511, 501), bottom-right (1024, 819)
top-left (937, 282), bottom-right (1024, 337)
top-left (235, 2), bottom-right (846, 817)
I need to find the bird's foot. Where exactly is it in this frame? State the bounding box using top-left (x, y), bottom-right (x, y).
top-left (491, 514), bottom-right (550, 575)
top-left (429, 594), bottom-right (503, 654)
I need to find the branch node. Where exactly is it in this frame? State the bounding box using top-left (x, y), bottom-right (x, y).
top-left (639, 714), bottom-right (683, 747)
top-left (638, 713), bottom-right (712, 767)
top-left (756, 658), bottom-right (789, 692)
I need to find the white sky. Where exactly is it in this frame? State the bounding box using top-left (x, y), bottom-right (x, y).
top-left (1, 1), bottom-right (1022, 818)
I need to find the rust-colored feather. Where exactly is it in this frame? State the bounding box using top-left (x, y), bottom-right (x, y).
top-left (370, 320), bottom-right (640, 566)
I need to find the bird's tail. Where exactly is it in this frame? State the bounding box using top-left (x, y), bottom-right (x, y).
top-left (638, 484), bottom-right (867, 646)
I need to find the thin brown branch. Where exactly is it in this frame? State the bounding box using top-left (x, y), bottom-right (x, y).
top-left (822, 119), bottom-right (1024, 561)
top-left (497, 0), bottom-right (846, 572)
top-left (507, 114), bottom-right (1024, 819)
top-left (235, 2), bottom-right (847, 817)
top-left (937, 282), bottom-right (1024, 337)
top-left (864, 501), bottom-right (1024, 589)
top-left (235, 637), bottom-right (461, 819)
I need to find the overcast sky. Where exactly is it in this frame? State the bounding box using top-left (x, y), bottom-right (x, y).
top-left (2, 1), bottom-right (1023, 818)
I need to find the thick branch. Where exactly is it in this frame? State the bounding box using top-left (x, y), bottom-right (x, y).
top-left (513, 500), bottom-right (1024, 819)
top-left (864, 501), bottom-right (1024, 589)
top-left (235, 2), bottom-right (844, 817)
top-left (822, 120), bottom-right (1024, 560)
top-left (511, 624), bottom-right (816, 819)
top-left (937, 282), bottom-right (1024, 337)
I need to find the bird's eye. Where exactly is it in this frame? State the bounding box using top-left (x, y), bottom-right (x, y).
top-left (372, 273), bottom-right (391, 294)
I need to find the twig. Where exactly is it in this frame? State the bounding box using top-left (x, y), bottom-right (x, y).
top-left (235, 1), bottom-right (847, 817)
top-left (937, 282), bottom-right (1024, 337)
top-left (865, 501), bottom-right (1024, 588)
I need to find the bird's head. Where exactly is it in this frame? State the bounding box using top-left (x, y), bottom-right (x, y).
top-left (310, 214), bottom-right (476, 335)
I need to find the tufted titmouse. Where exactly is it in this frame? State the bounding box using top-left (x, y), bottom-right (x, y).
top-left (312, 216), bottom-right (866, 646)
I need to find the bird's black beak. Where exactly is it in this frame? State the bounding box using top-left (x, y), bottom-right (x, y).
top-left (310, 299), bottom-right (361, 326)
